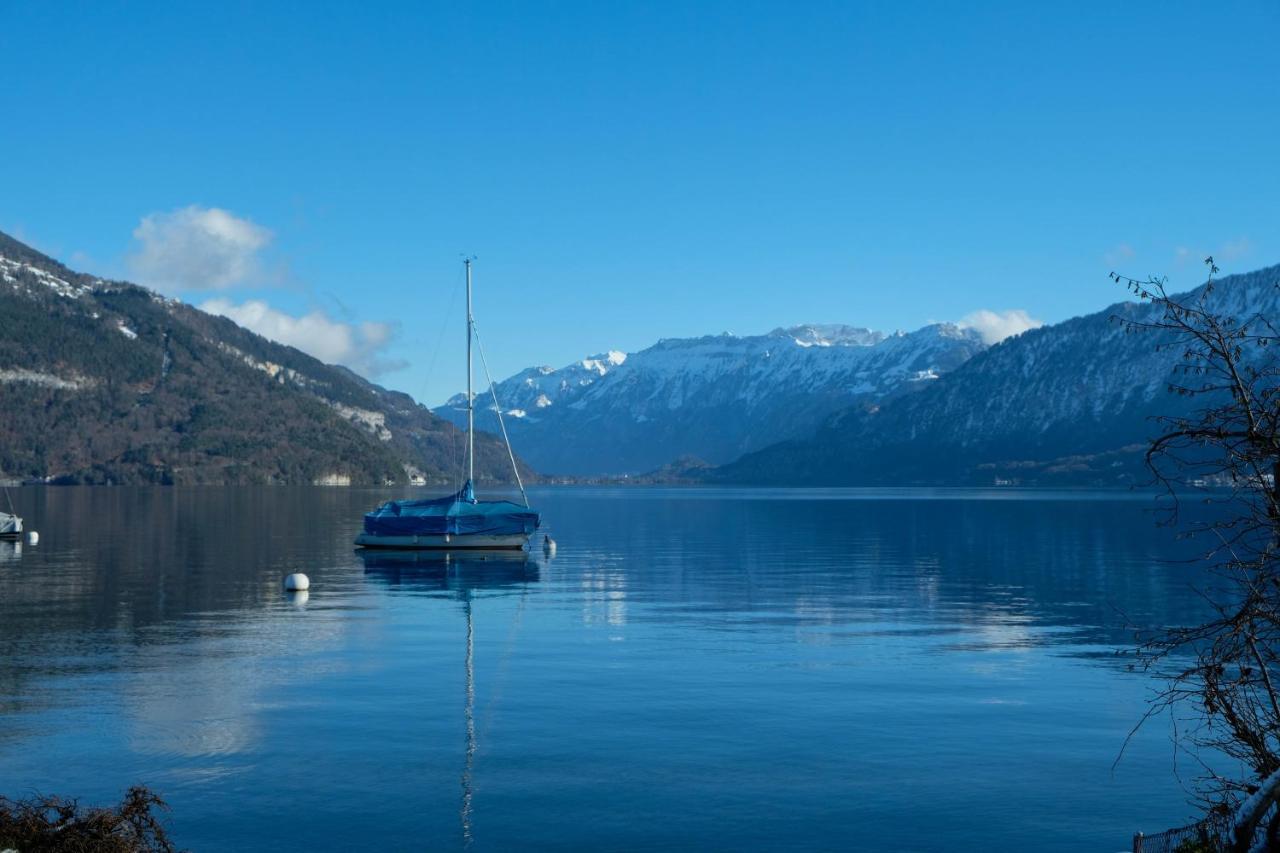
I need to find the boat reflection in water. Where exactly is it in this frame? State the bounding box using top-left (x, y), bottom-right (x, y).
top-left (358, 547), bottom-right (541, 593)
top-left (358, 547), bottom-right (542, 848)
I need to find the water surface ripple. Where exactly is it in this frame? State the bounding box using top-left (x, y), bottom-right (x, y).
top-left (0, 487), bottom-right (1206, 851)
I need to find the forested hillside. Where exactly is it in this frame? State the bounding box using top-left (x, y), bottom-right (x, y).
top-left (0, 231), bottom-right (532, 485)
top-left (711, 264), bottom-right (1280, 486)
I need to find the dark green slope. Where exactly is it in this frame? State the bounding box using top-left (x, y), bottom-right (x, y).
top-left (0, 231), bottom-right (534, 485)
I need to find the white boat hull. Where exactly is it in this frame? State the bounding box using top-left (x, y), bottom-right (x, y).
top-left (0, 512), bottom-right (21, 539)
top-left (354, 531), bottom-right (531, 550)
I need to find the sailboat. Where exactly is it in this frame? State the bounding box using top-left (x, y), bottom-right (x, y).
top-left (0, 487), bottom-right (21, 541)
top-left (354, 259), bottom-right (541, 551)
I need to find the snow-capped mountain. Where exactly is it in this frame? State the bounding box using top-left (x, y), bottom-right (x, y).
top-left (715, 263), bottom-right (1280, 486)
top-left (469, 350), bottom-right (629, 419)
top-left (436, 322), bottom-right (987, 474)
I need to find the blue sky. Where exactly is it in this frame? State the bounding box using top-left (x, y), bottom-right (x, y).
top-left (3, 1), bottom-right (1277, 405)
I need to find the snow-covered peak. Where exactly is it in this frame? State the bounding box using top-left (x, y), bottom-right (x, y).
top-left (442, 348), bottom-right (627, 413)
top-left (581, 351), bottom-right (627, 373)
top-left (773, 324), bottom-right (884, 348)
top-left (434, 317), bottom-right (991, 474)
top-left (911, 322), bottom-right (984, 342)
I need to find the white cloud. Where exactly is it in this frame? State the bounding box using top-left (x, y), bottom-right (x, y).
top-left (129, 206), bottom-right (273, 292)
top-left (1103, 243), bottom-right (1135, 267)
top-left (201, 298), bottom-right (406, 378)
top-left (959, 309), bottom-right (1043, 345)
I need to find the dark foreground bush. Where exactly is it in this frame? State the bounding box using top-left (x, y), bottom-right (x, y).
top-left (0, 785), bottom-right (177, 852)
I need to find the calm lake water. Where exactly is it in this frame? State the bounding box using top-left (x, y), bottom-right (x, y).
top-left (0, 486), bottom-right (1210, 851)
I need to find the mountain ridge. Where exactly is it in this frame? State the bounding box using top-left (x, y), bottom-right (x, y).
top-left (0, 231), bottom-right (531, 486)
top-left (434, 319), bottom-right (988, 475)
top-left (708, 263), bottom-right (1280, 486)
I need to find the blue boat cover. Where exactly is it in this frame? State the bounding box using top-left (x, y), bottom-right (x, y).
top-left (362, 482), bottom-right (540, 538)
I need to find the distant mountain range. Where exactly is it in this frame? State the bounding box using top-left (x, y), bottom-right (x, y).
top-left (711, 264), bottom-right (1280, 486)
top-left (5, 224), bottom-right (1273, 490)
top-left (435, 322), bottom-right (987, 474)
top-left (0, 231), bottom-right (528, 485)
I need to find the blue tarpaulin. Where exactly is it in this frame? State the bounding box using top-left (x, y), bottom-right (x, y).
top-left (362, 482), bottom-right (540, 538)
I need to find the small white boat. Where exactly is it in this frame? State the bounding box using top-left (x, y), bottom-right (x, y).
top-left (0, 487), bottom-right (21, 540)
top-left (355, 259), bottom-right (540, 551)
top-left (0, 511), bottom-right (21, 540)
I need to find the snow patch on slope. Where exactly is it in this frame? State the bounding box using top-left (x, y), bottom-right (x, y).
top-left (0, 368), bottom-right (97, 391)
top-left (0, 255), bottom-right (92, 299)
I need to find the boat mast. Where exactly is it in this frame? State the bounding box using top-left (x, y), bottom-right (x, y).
top-left (465, 258), bottom-right (475, 490)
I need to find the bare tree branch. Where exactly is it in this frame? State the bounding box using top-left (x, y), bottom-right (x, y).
top-left (1116, 257), bottom-right (1280, 850)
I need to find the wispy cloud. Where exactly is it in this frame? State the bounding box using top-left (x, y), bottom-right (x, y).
top-left (1103, 243), bottom-right (1135, 267)
top-left (1221, 237), bottom-right (1252, 261)
top-left (959, 309), bottom-right (1042, 344)
top-left (128, 206), bottom-right (273, 292)
top-left (1175, 237), bottom-right (1251, 268)
top-left (201, 298), bottom-right (406, 378)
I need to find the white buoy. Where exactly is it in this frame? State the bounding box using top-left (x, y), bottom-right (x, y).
top-left (26, 531), bottom-right (38, 545)
top-left (283, 573), bottom-right (310, 591)
top-left (542, 535), bottom-right (556, 555)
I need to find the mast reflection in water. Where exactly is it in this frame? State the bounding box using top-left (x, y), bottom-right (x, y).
top-left (0, 486), bottom-right (1222, 852)
top-left (360, 549), bottom-right (541, 848)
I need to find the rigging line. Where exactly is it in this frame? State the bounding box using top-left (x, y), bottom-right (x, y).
top-left (417, 268), bottom-right (463, 413)
top-left (471, 323), bottom-right (529, 507)
top-left (413, 268), bottom-right (464, 492)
